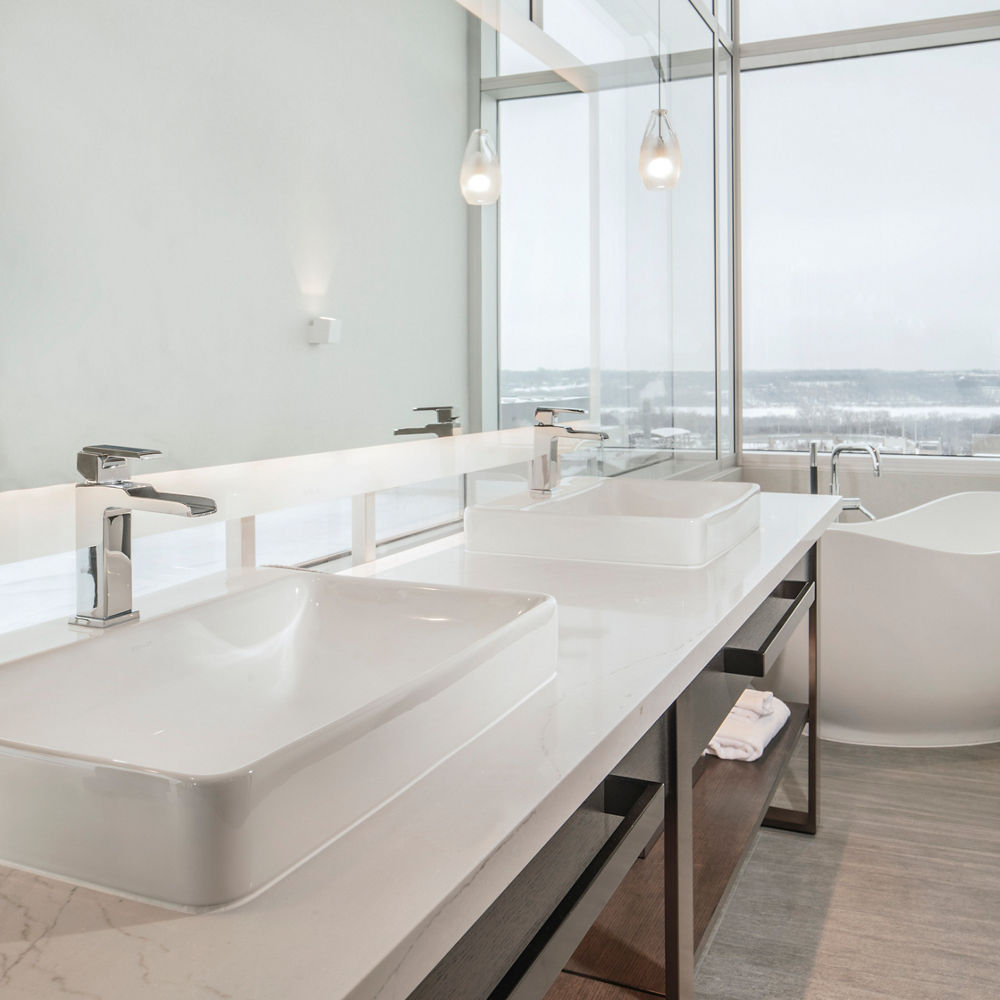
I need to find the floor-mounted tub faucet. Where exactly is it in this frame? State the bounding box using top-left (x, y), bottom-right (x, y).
top-left (830, 443), bottom-right (881, 521)
top-left (73, 445), bottom-right (217, 628)
top-left (531, 407), bottom-right (609, 493)
top-left (393, 406), bottom-right (461, 438)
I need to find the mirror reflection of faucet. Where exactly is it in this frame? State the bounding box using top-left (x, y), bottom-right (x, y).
top-left (830, 442), bottom-right (881, 521)
top-left (72, 446), bottom-right (217, 628)
top-left (393, 406), bottom-right (461, 439)
top-left (531, 406), bottom-right (609, 493)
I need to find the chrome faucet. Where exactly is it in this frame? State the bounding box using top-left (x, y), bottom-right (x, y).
top-left (72, 446), bottom-right (217, 628)
top-left (830, 443), bottom-right (881, 521)
top-left (531, 407), bottom-right (609, 493)
top-left (393, 405), bottom-right (461, 438)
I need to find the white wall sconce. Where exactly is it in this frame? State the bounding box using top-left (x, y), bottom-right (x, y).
top-left (308, 316), bottom-right (342, 345)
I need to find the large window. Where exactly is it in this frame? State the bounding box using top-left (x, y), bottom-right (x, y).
top-left (741, 41), bottom-right (1000, 457)
top-left (493, 0), bottom-right (730, 473)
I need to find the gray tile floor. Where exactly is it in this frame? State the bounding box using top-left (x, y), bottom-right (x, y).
top-left (696, 741), bottom-right (1000, 1000)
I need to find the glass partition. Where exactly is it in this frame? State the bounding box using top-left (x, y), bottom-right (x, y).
top-left (497, 0), bottom-right (549, 74)
top-left (494, 0), bottom-right (727, 474)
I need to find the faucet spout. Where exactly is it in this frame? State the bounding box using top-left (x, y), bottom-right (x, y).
top-left (393, 424), bottom-right (458, 438)
top-left (531, 406), bottom-right (609, 493)
top-left (72, 446), bottom-right (216, 628)
top-left (112, 483), bottom-right (217, 518)
top-left (830, 443), bottom-right (882, 520)
top-left (393, 405), bottom-right (461, 439)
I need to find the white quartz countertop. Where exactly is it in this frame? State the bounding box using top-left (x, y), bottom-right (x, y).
top-left (0, 491), bottom-right (840, 999)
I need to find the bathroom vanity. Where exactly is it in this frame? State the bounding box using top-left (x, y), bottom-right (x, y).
top-left (0, 490), bottom-right (839, 999)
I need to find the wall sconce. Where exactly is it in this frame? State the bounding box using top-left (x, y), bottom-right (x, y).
top-left (308, 316), bottom-right (342, 345)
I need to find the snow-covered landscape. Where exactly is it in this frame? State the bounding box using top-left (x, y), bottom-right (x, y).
top-left (502, 368), bottom-right (1000, 457)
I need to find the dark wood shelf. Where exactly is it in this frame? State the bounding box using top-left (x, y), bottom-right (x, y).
top-left (693, 700), bottom-right (809, 951)
top-left (563, 702), bottom-right (810, 997)
top-left (563, 830), bottom-right (667, 995)
top-left (687, 664), bottom-right (758, 773)
top-left (545, 972), bottom-right (650, 999)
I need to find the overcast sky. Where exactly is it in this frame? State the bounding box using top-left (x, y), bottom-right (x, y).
top-left (498, 6), bottom-right (999, 374)
top-left (742, 40), bottom-right (1000, 370)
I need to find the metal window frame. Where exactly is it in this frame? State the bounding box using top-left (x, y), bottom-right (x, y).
top-left (732, 0), bottom-right (743, 457)
top-left (740, 11), bottom-right (1000, 72)
top-left (467, 16), bottom-right (500, 433)
top-left (714, 36), bottom-right (737, 461)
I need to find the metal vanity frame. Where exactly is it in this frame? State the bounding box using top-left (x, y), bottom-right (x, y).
top-left (409, 542), bottom-right (820, 1000)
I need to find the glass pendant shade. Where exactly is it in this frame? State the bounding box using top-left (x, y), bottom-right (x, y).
top-left (460, 128), bottom-right (501, 205)
top-left (639, 109), bottom-right (682, 190)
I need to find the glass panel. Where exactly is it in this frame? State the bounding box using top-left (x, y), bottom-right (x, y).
top-left (717, 0), bottom-right (732, 38)
top-left (543, 0), bottom-right (633, 65)
top-left (499, 90), bottom-right (592, 423)
top-left (741, 42), bottom-right (1000, 457)
top-left (497, 36), bottom-right (551, 75)
top-left (716, 43), bottom-right (734, 456)
top-left (0, 521), bottom-right (227, 635)
top-left (133, 522), bottom-right (227, 593)
top-left (497, 1), bottom-right (550, 75)
top-left (0, 551), bottom-right (74, 634)
top-left (375, 477), bottom-right (464, 541)
top-left (499, 0), bottom-right (717, 475)
top-left (741, 1), bottom-right (999, 43)
top-left (256, 500), bottom-right (352, 565)
top-left (661, 42), bottom-right (717, 469)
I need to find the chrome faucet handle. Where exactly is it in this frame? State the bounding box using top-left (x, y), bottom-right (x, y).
top-left (77, 445), bottom-right (162, 484)
top-left (413, 406), bottom-right (459, 424)
top-left (534, 407), bottom-right (586, 427)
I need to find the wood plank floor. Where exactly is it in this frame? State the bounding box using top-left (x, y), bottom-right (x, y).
top-left (546, 740), bottom-right (1000, 1000)
top-left (697, 740), bottom-right (1000, 1000)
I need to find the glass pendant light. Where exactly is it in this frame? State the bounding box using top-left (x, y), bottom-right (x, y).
top-left (639, 0), bottom-right (682, 191)
top-left (460, 127), bottom-right (501, 205)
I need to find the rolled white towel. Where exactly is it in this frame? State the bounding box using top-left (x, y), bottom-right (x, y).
top-left (734, 688), bottom-right (774, 718)
top-left (706, 696), bottom-right (791, 762)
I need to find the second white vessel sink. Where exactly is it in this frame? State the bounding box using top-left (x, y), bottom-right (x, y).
top-left (465, 477), bottom-right (761, 567)
top-left (0, 568), bottom-right (557, 909)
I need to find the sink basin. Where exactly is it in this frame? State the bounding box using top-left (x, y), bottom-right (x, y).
top-left (465, 477), bottom-right (760, 567)
top-left (0, 568), bottom-right (557, 909)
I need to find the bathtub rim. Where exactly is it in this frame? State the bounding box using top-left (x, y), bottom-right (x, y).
top-left (827, 490), bottom-right (1000, 556)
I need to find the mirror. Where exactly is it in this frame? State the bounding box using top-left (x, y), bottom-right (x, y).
top-left (1, 0), bottom-right (472, 491)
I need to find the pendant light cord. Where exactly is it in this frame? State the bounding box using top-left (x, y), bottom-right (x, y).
top-left (657, 0), bottom-right (664, 137)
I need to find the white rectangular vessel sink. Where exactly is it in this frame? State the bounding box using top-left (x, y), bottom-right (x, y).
top-left (0, 568), bottom-right (557, 909)
top-left (465, 477), bottom-right (761, 567)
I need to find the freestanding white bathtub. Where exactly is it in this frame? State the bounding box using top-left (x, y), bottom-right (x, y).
top-left (819, 492), bottom-right (1000, 747)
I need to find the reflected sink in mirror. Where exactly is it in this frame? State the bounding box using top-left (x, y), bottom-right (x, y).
top-left (0, 568), bottom-right (557, 910)
top-left (465, 477), bottom-right (761, 567)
